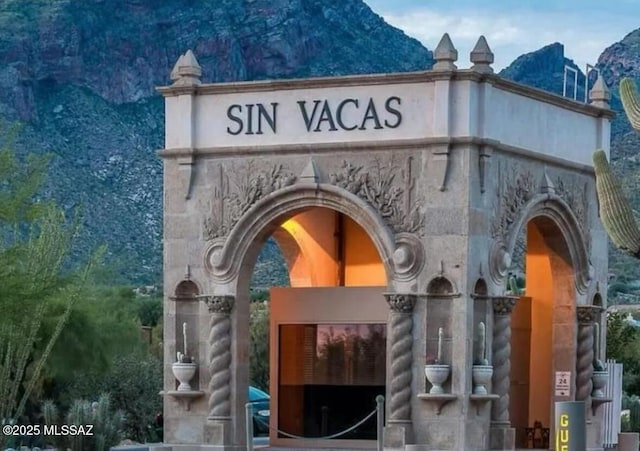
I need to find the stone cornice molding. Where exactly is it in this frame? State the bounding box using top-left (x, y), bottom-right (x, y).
top-left (157, 138), bottom-right (596, 175)
top-left (200, 295), bottom-right (235, 315)
top-left (157, 70), bottom-right (614, 120)
top-left (384, 293), bottom-right (417, 313)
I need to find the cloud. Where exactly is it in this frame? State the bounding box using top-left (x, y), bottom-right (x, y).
top-left (367, 3), bottom-right (637, 71)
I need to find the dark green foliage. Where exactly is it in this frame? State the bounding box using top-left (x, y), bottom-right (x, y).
top-left (62, 354), bottom-right (163, 443)
top-left (622, 394), bottom-right (640, 432)
top-left (249, 301), bottom-right (269, 392)
top-left (0, 136), bottom-right (104, 448)
top-left (41, 286), bottom-right (149, 386)
top-left (42, 394), bottom-right (124, 451)
top-left (606, 311), bottom-right (640, 394)
top-left (250, 288), bottom-right (270, 303)
top-left (137, 295), bottom-right (163, 327)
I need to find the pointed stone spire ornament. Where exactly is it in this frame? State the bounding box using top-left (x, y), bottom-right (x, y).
top-left (589, 73), bottom-right (610, 108)
top-left (540, 171), bottom-right (556, 195)
top-left (470, 36), bottom-right (494, 74)
top-left (171, 50), bottom-right (202, 87)
top-left (300, 159), bottom-right (320, 183)
top-left (170, 54), bottom-right (185, 82)
top-left (433, 33), bottom-right (458, 71)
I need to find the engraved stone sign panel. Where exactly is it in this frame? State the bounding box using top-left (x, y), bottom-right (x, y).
top-left (190, 82), bottom-right (433, 148)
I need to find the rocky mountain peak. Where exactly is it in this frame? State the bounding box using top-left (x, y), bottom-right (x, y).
top-left (0, 0), bottom-right (433, 122)
top-left (598, 29), bottom-right (640, 87)
top-left (499, 42), bottom-right (586, 99)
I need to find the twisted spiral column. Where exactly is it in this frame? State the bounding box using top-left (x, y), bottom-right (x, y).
top-left (576, 306), bottom-right (600, 408)
top-left (491, 296), bottom-right (518, 425)
top-left (385, 294), bottom-right (416, 423)
top-left (203, 295), bottom-right (235, 419)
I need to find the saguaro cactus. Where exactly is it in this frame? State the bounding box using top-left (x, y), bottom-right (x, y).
top-left (593, 78), bottom-right (640, 257)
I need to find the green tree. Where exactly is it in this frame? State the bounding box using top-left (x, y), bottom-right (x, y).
top-left (0, 133), bottom-right (100, 447)
top-left (607, 311), bottom-right (640, 394)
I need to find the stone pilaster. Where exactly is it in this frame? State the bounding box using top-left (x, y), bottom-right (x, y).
top-left (490, 295), bottom-right (518, 450)
top-left (384, 293), bottom-right (416, 448)
top-left (576, 306), bottom-right (601, 413)
top-left (202, 295), bottom-right (235, 420)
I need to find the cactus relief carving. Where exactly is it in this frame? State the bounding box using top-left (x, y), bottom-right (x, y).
top-left (329, 156), bottom-right (424, 236)
top-left (203, 161), bottom-right (296, 240)
top-left (491, 162), bottom-right (536, 242)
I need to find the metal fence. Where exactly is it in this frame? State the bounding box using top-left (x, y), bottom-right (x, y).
top-left (603, 360), bottom-right (624, 448)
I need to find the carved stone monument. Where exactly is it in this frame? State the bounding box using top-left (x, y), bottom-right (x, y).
top-left (158, 36), bottom-right (612, 450)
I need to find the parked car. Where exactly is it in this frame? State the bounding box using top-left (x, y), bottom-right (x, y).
top-left (249, 386), bottom-right (270, 436)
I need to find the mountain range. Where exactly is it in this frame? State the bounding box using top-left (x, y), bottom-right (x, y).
top-left (0, 0), bottom-right (639, 289)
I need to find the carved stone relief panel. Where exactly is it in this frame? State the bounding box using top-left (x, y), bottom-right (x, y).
top-left (328, 155), bottom-right (425, 236)
top-left (203, 160), bottom-right (296, 240)
top-left (555, 176), bottom-right (591, 253)
top-left (491, 161), bottom-right (591, 249)
top-left (490, 161), bottom-right (536, 243)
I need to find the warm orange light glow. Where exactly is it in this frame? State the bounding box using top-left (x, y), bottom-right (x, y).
top-left (274, 208), bottom-right (386, 287)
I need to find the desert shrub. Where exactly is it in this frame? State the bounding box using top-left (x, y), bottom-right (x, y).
top-left (42, 394), bottom-right (124, 451)
top-left (62, 354), bottom-right (162, 443)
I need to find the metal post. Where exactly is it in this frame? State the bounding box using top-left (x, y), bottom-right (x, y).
top-left (246, 402), bottom-right (254, 451)
top-left (376, 395), bottom-right (385, 451)
top-left (321, 406), bottom-right (329, 436)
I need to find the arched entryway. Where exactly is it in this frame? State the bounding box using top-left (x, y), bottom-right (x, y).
top-left (208, 184), bottom-right (399, 448)
top-left (499, 196), bottom-right (589, 449)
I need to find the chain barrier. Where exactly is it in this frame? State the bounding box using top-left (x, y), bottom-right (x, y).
top-left (253, 407), bottom-right (377, 440)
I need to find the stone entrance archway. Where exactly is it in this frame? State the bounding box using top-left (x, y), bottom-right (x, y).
top-left (507, 212), bottom-right (583, 448)
top-left (158, 34), bottom-right (613, 451)
top-left (227, 201), bottom-right (394, 448)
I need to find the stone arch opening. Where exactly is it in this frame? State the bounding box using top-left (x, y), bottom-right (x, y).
top-left (210, 183), bottom-right (397, 283)
top-left (508, 212), bottom-right (578, 448)
top-left (222, 186), bottom-right (397, 447)
top-left (474, 278), bottom-right (488, 296)
top-left (426, 276), bottom-right (455, 296)
top-left (173, 279), bottom-right (200, 300)
top-left (592, 292), bottom-right (603, 308)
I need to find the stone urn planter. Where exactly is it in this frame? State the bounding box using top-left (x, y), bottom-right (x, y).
top-left (173, 361), bottom-right (197, 391)
top-left (425, 364), bottom-right (450, 394)
top-left (173, 350), bottom-right (197, 392)
top-left (592, 370), bottom-right (608, 398)
top-left (472, 365), bottom-right (493, 395)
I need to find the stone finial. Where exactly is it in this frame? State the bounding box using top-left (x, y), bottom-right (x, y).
top-left (470, 35), bottom-right (494, 74)
top-left (171, 50), bottom-right (202, 87)
top-left (300, 159), bottom-right (320, 183)
top-left (540, 171), bottom-right (556, 195)
top-left (433, 33), bottom-right (458, 71)
top-left (589, 73), bottom-right (610, 108)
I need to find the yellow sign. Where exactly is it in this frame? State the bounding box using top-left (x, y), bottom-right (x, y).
top-left (555, 413), bottom-right (570, 450)
top-left (554, 401), bottom-right (585, 451)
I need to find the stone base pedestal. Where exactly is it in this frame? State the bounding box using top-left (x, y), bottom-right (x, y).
top-left (204, 418), bottom-right (233, 446)
top-left (384, 421), bottom-right (413, 450)
top-left (489, 425), bottom-right (515, 450)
